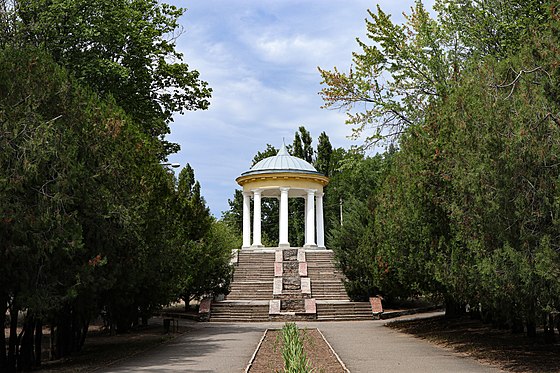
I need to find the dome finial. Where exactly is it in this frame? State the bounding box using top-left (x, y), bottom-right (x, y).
top-left (278, 139), bottom-right (289, 156)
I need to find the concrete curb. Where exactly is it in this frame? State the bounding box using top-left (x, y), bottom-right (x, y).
top-left (157, 311), bottom-right (198, 320)
top-left (380, 305), bottom-right (443, 320)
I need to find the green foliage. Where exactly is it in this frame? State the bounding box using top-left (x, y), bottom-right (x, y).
top-left (319, 0), bottom-right (553, 149)
top-left (321, 0), bottom-right (560, 331)
top-left (0, 1), bottom-right (220, 369)
top-left (329, 198), bottom-right (378, 300)
top-left (175, 165), bottom-right (234, 306)
top-left (375, 120), bottom-right (453, 304)
top-left (315, 132), bottom-right (333, 177)
top-left (177, 164), bottom-right (213, 241)
top-left (328, 152), bottom-right (408, 300)
top-left (221, 189), bottom-right (244, 236)
top-left (3, 0), bottom-right (212, 155)
top-left (0, 45), bottom-right (174, 366)
top-left (280, 323), bottom-right (311, 373)
top-left (291, 126), bottom-right (313, 163)
top-left (432, 45), bottom-right (560, 320)
top-left (178, 221), bottom-right (235, 306)
top-left (319, 1), bottom-right (457, 148)
top-left (435, 0), bottom-right (549, 59)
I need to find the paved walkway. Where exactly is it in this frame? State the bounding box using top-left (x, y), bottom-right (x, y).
top-left (101, 313), bottom-right (503, 373)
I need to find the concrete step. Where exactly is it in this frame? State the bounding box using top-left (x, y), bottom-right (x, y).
top-left (316, 302), bottom-right (373, 321)
top-left (313, 296), bottom-right (350, 300)
top-left (209, 303), bottom-right (270, 322)
top-left (228, 288), bottom-right (272, 293)
top-left (228, 289), bottom-right (272, 294)
top-left (231, 276), bottom-right (274, 281)
top-left (227, 296), bottom-right (272, 300)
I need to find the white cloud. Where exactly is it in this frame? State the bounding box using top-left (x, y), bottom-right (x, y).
top-left (166, 0), bottom-right (436, 216)
top-left (252, 34), bottom-right (334, 66)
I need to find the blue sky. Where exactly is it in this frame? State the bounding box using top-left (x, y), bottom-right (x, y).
top-left (165, 0), bottom-right (435, 217)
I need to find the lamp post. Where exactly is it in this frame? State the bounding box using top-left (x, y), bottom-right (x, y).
top-left (160, 162), bottom-right (180, 168)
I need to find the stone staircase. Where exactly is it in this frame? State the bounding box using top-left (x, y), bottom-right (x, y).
top-left (226, 251), bottom-right (274, 300)
top-left (306, 251), bottom-right (350, 301)
top-left (209, 248), bottom-right (374, 322)
top-left (316, 301), bottom-right (373, 321)
top-left (209, 301), bottom-right (270, 322)
top-left (208, 251), bottom-right (274, 321)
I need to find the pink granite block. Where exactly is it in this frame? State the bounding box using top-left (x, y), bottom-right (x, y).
top-left (304, 298), bottom-right (316, 314)
top-left (269, 299), bottom-right (281, 315)
top-left (370, 296), bottom-right (383, 314)
top-left (199, 297), bottom-right (212, 314)
top-left (275, 262), bottom-right (283, 277)
top-left (298, 262), bottom-right (307, 277)
top-left (301, 278), bottom-right (311, 294)
top-left (297, 249), bottom-right (306, 262)
top-left (275, 250), bottom-right (283, 263)
top-left (273, 278), bottom-right (282, 295)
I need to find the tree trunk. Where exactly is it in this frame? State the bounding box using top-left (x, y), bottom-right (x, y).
top-left (511, 317), bottom-right (524, 334)
top-left (7, 303), bottom-right (19, 373)
top-left (54, 314), bottom-right (74, 359)
top-left (77, 319), bottom-right (89, 352)
top-left (481, 309), bottom-right (493, 324)
top-left (524, 298), bottom-right (537, 338)
top-left (18, 316), bottom-right (35, 371)
top-left (34, 319), bottom-right (42, 367)
top-left (49, 325), bottom-right (55, 361)
top-left (544, 313), bottom-right (555, 344)
top-left (74, 317), bottom-right (82, 353)
top-left (526, 320), bottom-right (537, 338)
top-left (444, 298), bottom-right (463, 318)
top-left (0, 294), bottom-right (8, 372)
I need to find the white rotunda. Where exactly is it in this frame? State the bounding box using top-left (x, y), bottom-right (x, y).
top-left (236, 143), bottom-right (329, 249)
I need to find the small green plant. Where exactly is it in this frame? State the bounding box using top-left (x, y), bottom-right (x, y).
top-left (281, 322), bottom-right (312, 373)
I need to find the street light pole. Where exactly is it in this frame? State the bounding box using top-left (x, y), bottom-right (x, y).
top-left (160, 162), bottom-right (180, 168)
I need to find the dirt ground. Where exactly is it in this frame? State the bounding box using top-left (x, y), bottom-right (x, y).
top-left (37, 322), bottom-right (180, 373)
top-left (249, 328), bottom-right (346, 373)
top-left (388, 315), bottom-right (560, 373)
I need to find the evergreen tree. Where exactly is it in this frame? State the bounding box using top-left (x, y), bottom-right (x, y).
top-left (321, 0), bottom-right (560, 333)
top-left (315, 132), bottom-right (333, 177)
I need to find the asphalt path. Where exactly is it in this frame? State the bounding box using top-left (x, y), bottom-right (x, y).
top-left (100, 313), bottom-right (503, 373)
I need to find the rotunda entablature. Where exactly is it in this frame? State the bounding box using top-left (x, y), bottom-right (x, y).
top-left (236, 172), bottom-right (328, 198)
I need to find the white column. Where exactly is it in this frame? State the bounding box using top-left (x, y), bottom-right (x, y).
top-left (316, 192), bottom-right (325, 248)
top-left (304, 195), bottom-right (308, 242)
top-left (242, 191), bottom-right (251, 248)
top-left (304, 189), bottom-right (316, 247)
top-left (279, 187), bottom-right (290, 247)
top-left (252, 189), bottom-right (262, 247)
